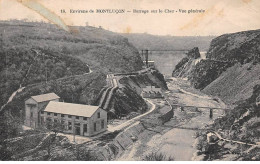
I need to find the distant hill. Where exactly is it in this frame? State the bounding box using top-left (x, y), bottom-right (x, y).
top-left (0, 20), bottom-right (143, 117)
top-left (122, 33), bottom-right (215, 51)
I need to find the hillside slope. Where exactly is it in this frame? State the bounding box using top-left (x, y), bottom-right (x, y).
top-left (171, 30), bottom-right (260, 161)
top-left (206, 29), bottom-right (260, 63)
top-left (0, 20), bottom-right (147, 153)
top-left (0, 20), bottom-right (143, 109)
top-left (122, 33), bottom-right (215, 51)
top-left (172, 29), bottom-right (260, 102)
top-left (203, 63), bottom-right (260, 105)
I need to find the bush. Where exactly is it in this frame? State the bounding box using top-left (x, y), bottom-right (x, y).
top-left (144, 152), bottom-right (174, 161)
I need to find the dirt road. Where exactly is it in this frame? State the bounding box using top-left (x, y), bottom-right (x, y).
top-left (107, 98), bottom-right (156, 132)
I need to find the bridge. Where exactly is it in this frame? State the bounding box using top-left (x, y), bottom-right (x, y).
top-left (170, 103), bottom-right (230, 119)
top-left (139, 49), bottom-right (189, 53)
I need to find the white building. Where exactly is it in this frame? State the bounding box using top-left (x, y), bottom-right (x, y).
top-left (41, 101), bottom-right (107, 136)
top-left (25, 93), bottom-right (60, 128)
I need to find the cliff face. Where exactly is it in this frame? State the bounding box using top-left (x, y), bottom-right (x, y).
top-left (173, 30), bottom-right (260, 96)
top-left (189, 60), bottom-right (233, 89)
top-left (172, 47), bottom-right (201, 78)
top-left (206, 29), bottom-right (260, 64)
top-left (201, 29), bottom-right (260, 104)
top-left (172, 30), bottom-right (260, 160)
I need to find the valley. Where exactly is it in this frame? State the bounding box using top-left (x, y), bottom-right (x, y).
top-left (0, 20), bottom-right (259, 161)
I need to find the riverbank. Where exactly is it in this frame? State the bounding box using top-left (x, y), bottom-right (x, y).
top-left (116, 77), bottom-right (226, 161)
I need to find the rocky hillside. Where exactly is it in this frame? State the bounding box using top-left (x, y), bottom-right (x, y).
top-left (0, 20), bottom-right (143, 110)
top-left (172, 29), bottom-right (260, 161)
top-left (206, 29), bottom-right (260, 64)
top-left (203, 63), bottom-right (260, 105)
top-left (172, 47), bottom-right (201, 78)
top-left (197, 85), bottom-right (260, 161)
top-left (172, 29), bottom-right (260, 103)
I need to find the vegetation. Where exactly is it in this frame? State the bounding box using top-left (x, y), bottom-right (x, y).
top-left (123, 33), bottom-right (215, 51)
top-left (0, 19), bottom-right (146, 160)
top-left (207, 29), bottom-right (260, 64)
top-left (189, 60), bottom-right (233, 89)
top-left (197, 85), bottom-right (260, 161)
top-left (144, 152), bottom-right (174, 161)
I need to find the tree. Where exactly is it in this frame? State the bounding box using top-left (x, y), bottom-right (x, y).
top-left (43, 118), bottom-right (67, 158)
top-left (45, 117), bottom-right (66, 136)
top-left (0, 113), bottom-right (20, 160)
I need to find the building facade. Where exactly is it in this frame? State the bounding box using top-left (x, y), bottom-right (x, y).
top-left (141, 86), bottom-right (163, 98)
top-left (41, 101), bottom-right (107, 136)
top-left (25, 93), bottom-right (60, 128)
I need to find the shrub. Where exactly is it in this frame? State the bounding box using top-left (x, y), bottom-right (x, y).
top-left (144, 152), bottom-right (174, 161)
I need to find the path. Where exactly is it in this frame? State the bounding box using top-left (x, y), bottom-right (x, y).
top-left (0, 49), bottom-right (92, 112)
top-left (213, 131), bottom-right (260, 147)
top-left (107, 98), bottom-right (156, 132)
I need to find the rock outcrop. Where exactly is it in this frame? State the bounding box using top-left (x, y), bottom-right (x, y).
top-left (172, 29), bottom-right (260, 93)
top-left (172, 47), bottom-right (202, 78)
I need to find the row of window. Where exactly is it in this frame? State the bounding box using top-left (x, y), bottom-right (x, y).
top-left (41, 117), bottom-right (105, 133)
top-left (41, 111), bottom-right (88, 120)
top-left (41, 111), bottom-right (102, 119)
top-left (41, 117), bottom-right (87, 132)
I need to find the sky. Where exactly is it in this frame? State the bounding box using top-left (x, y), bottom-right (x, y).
top-left (0, 0), bottom-right (260, 36)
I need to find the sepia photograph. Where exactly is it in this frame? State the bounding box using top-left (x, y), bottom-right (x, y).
top-left (0, 0), bottom-right (259, 161)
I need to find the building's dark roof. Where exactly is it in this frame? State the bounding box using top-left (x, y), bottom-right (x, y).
top-left (31, 93), bottom-right (60, 103)
top-left (44, 101), bottom-right (103, 117)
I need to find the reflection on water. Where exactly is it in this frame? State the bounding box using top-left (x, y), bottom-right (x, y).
top-left (147, 52), bottom-right (186, 76)
top-left (144, 51), bottom-right (207, 76)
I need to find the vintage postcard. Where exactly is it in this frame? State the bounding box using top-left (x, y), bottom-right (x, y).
top-left (0, 0), bottom-right (259, 161)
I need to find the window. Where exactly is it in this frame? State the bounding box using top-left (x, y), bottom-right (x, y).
top-left (40, 111), bottom-right (44, 114)
top-left (76, 116), bottom-right (79, 120)
top-left (83, 117), bottom-right (87, 121)
top-left (97, 112), bottom-right (100, 118)
top-left (101, 120), bottom-right (104, 129)
top-left (68, 115), bottom-right (72, 118)
top-left (54, 113), bottom-right (57, 116)
top-left (47, 112), bottom-right (51, 116)
top-left (94, 123), bottom-right (97, 132)
top-left (83, 124), bottom-right (87, 133)
top-left (68, 122), bottom-right (72, 130)
top-left (30, 112), bottom-right (33, 118)
top-left (61, 114), bottom-right (64, 118)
